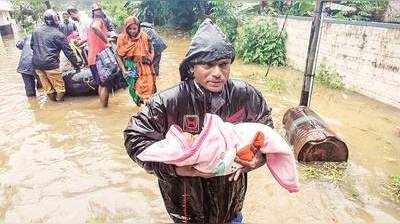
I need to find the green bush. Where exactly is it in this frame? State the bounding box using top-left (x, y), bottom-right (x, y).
top-left (333, 0), bottom-right (390, 22)
top-left (10, 0), bottom-right (47, 33)
top-left (236, 18), bottom-right (286, 66)
top-left (209, 0), bottom-right (238, 43)
top-left (286, 0), bottom-right (315, 16)
top-left (101, 0), bottom-right (131, 30)
top-left (191, 0), bottom-right (237, 43)
top-left (315, 63), bottom-right (344, 89)
top-left (135, 0), bottom-right (208, 29)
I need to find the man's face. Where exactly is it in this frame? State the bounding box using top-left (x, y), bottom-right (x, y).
top-left (127, 23), bottom-right (139, 37)
top-left (92, 9), bottom-right (103, 19)
top-left (192, 58), bottom-right (231, 92)
top-left (69, 11), bottom-right (79, 21)
top-left (62, 14), bottom-right (69, 23)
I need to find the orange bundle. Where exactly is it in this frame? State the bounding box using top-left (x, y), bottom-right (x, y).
top-left (236, 131), bottom-right (265, 161)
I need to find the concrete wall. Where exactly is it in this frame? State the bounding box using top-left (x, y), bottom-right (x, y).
top-left (277, 16), bottom-right (400, 109)
top-left (0, 10), bottom-right (10, 26)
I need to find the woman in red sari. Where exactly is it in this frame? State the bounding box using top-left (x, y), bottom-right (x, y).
top-left (117, 16), bottom-right (156, 102)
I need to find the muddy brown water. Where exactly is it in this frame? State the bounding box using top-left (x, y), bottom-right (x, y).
top-left (0, 31), bottom-right (399, 223)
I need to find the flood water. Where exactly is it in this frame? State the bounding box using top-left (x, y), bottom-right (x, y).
top-left (0, 31), bottom-right (399, 223)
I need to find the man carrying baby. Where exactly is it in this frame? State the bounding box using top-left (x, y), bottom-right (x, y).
top-left (123, 18), bottom-right (274, 223)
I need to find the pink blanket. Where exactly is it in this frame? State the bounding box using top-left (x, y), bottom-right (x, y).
top-left (138, 113), bottom-right (299, 193)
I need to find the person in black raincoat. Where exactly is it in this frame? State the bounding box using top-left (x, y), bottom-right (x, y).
top-left (123, 18), bottom-right (274, 223)
top-left (59, 12), bottom-right (77, 38)
top-left (31, 9), bottom-right (79, 101)
top-left (16, 34), bottom-right (41, 99)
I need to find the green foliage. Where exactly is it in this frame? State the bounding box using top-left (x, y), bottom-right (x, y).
top-left (236, 18), bottom-right (286, 66)
top-left (331, 0), bottom-right (390, 22)
top-left (315, 63), bottom-right (344, 90)
top-left (153, 1), bottom-right (170, 26)
top-left (264, 76), bottom-right (287, 93)
top-left (9, 0), bottom-right (90, 33)
top-left (286, 0), bottom-right (315, 16)
top-left (10, 0), bottom-right (47, 33)
top-left (388, 175), bottom-right (400, 202)
top-left (135, 0), bottom-right (207, 29)
top-left (209, 0), bottom-right (238, 43)
top-left (101, 0), bottom-right (131, 30)
top-left (383, 175), bottom-right (400, 203)
top-left (267, 0), bottom-right (390, 22)
top-left (191, 0), bottom-right (237, 43)
top-left (300, 162), bottom-right (347, 182)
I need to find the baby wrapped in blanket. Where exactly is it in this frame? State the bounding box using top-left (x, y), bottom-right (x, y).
top-left (138, 113), bottom-right (299, 193)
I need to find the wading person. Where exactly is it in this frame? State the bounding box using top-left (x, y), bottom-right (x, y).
top-left (123, 19), bottom-right (274, 223)
top-left (87, 4), bottom-right (111, 107)
top-left (141, 20), bottom-right (167, 76)
top-left (59, 12), bottom-right (77, 39)
top-left (117, 16), bottom-right (156, 103)
top-left (90, 3), bottom-right (116, 33)
top-left (16, 34), bottom-right (40, 100)
top-left (67, 6), bottom-right (90, 45)
top-left (31, 9), bottom-right (79, 102)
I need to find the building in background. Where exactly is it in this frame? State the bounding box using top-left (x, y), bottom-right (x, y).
top-left (0, 0), bottom-right (13, 36)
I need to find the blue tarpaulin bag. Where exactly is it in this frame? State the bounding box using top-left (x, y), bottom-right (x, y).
top-left (96, 47), bottom-right (119, 83)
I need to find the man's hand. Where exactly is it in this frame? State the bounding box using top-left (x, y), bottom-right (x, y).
top-left (175, 165), bottom-right (214, 178)
top-left (142, 56), bottom-right (152, 65)
top-left (229, 150), bottom-right (266, 182)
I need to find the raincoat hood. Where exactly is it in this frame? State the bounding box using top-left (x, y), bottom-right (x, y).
top-left (123, 16), bottom-right (141, 36)
top-left (179, 18), bottom-right (235, 81)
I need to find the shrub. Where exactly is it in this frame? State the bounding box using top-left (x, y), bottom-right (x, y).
top-left (190, 0), bottom-right (237, 43)
top-left (209, 0), bottom-right (238, 43)
top-left (10, 0), bottom-right (47, 33)
top-left (335, 0), bottom-right (390, 22)
top-left (315, 63), bottom-right (344, 89)
top-left (101, 0), bottom-right (131, 30)
top-left (286, 0), bottom-right (315, 16)
top-left (236, 18), bottom-right (287, 66)
top-left (133, 0), bottom-right (208, 29)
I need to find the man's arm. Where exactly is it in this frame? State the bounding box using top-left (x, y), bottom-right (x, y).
top-left (230, 83), bottom-right (274, 181)
top-left (57, 34), bottom-right (79, 69)
top-left (123, 95), bottom-right (177, 178)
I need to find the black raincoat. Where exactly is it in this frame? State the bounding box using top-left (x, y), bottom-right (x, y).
top-left (30, 24), bottom-right (78, 70)
top-left (16, 35), bottom-right (34, 75)
top-left (124, 19), bottom-right (274, 223)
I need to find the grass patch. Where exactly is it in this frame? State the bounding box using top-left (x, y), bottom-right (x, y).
top-left (385, 175), bottom-right (400, 203)
top-left (264, 76), bottom-right (287, 93)
top-left (315, 63), bottom-right (344, 90)
top-left (299, 162), bottom-right (347, 182)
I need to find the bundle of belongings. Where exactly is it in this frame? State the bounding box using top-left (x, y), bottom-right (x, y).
top-left (138, 113), bottom-right (300, 193)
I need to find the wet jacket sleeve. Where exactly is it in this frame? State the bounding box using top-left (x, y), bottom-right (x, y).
top-left (123, 96), bottom-right (177, 178)
top-left (57, 34), bottom-right (79, 68)
top-left (245, 85), bottom-right (274, 128)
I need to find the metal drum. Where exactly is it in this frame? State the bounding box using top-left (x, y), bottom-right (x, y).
top-left (282, 106), bottom-right (348, 162)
